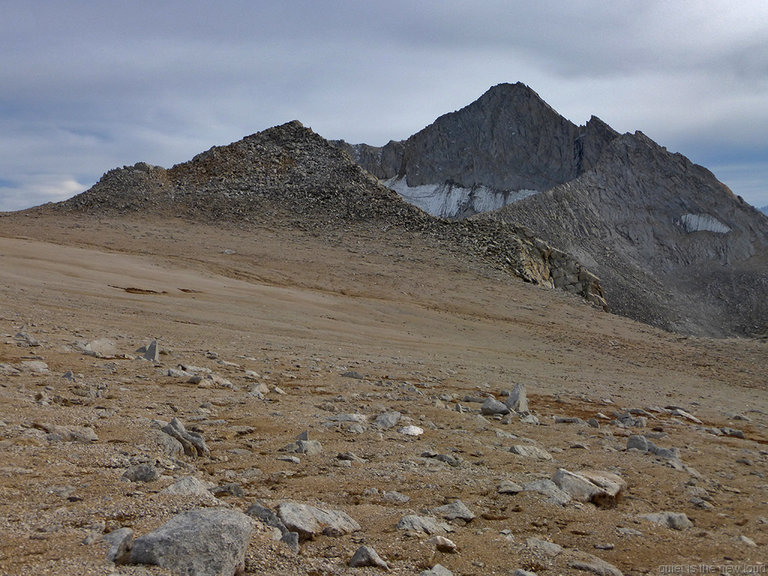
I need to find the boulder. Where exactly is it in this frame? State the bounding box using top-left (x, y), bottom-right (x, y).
top-left (130, 508), bottom-right (253, 576)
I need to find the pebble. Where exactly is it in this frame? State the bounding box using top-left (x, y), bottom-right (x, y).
top-left (398, 425), bottom-right (424, 436)
top-left (420, 565), bottom-right (453, 576)
top-left (396, 515), bottom-right (451, 535)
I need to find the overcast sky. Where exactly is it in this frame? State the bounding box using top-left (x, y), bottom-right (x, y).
top-left (2, 1), bottom-right (767, 211)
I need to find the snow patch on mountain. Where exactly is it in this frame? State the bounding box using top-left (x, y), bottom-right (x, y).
top-left (678, 214), bottom-right (731, 234)
top-left (385, 177), bottom-right (538, 219)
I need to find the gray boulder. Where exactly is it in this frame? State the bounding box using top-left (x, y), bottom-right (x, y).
top-left (130, 508), bottom-right (253, 576)
top-left (396, 514), bottom-right (451, 535)
top-left (161, 418), bottom-right (209, 458)
top-left (505, 383), bottom-right (529, 414)
top-left (277, 502), bottom-right (360, 540)
top-left (349, 545), bottom-right (389, 570)
top-left (481, 397), bottom-right (510, 416)
top-left (431, 500), bottom-right (476, 522)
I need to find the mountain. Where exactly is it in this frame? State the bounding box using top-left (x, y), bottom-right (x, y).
top-left (334, 83), bottom-right (768, 337)
top-left (51, 120), bottom-right (606, 309)
top-left (761, 205), bottom-right (768, 216)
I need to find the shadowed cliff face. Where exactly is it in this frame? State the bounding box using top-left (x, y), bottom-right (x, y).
top-left (335, 83), bottom-right (768, 337)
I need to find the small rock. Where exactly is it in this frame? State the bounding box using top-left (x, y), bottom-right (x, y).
top-left (738, 534), bottom-right (757, 547)
top-left (122, 463), bottom-right (160, 483)
top-left (277, 502), bottom-right (360, 540)
top-left (398, 425), bottom-right (424, 436)
top-left (15, 332), bottom-right (40, 347)
top-left (498, 480), bottom-right (524, 494)
top-left (396, 515), bottom-right (451, 535)
top-left (513, 571), bottom-right (538, 576)
top-left (722, 427), bottom-right (745, 439)
top-left (141, 339), bottom-right (160, 362)
top-left (374, 411), bottom-right (401, 429)
top-left (555, 416), bottom-right (585, 425)
top-left (505, 383), bottom-right (529, 413)
top-left (104, 527), bottom-right (133, 564)
top-left (341, 370), bottom-right (364, 379)
top-left (432, 500), bottom-right (475, 522)
top-left (426, 535), bottom-right (457, 552)
top-left (668, 408), bottom-right (702, 425)
top-left (481, 397), bottom-right (510, 416)
top-left (210, 483), bottom-right (244, 498)
top-left (382, 490), bottom-right (410, 504)
top-left (161, 476), bottom-right (218, 505)
top-left (510, 444), bottom-right (552, 461)
top-left (161, 418), bottom-right (209, 458)
top-left (526, 537), bottom-right (563, 558)
top-left (349, 545), bottom-right (389, 569)
top-left (522, 479), bottom-right (571, 506)
top-left (640, 511), bottom-right (692, 531)
top-left (420, 565), bottom-right (453, 576)
top-left (569, 552), bottom-right (624, 576)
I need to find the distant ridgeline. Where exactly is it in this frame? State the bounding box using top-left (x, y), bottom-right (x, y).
top-left (333, 83), bottom-right (768, 337)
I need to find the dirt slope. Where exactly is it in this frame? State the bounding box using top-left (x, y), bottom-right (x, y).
top-left (0, 212), bottom-right (766, 575)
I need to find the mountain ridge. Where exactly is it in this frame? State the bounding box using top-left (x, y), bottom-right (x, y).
top-left (335, 83), bottom-right (768, 337)
top-left (43, 120), bottom-right (607, 310)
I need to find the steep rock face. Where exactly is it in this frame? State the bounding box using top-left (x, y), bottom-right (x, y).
top-left (333, 83), bottom-right (618, 217)
top-left (480, 131), bottom-right (768, 336)
top-left (54, 121), bottom-right (606, 309)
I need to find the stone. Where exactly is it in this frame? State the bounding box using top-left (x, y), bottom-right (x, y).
top-left (210, 483), bottom-right (244, 498)
top-left (14, 332), bottom-right (40, 347)
top-left (668, 407), bottom-right (702, 425)
top-left (81, 338), bottom-right (118, 358)
top-left (569, 552), bottom-right (624, 576)
top-left (505, 383), bottom-right (529, 414)
top-left (420, 565), bottom-right (454, 576)
top-left (552, 469), bottom-right (625, 508)
top-left (104, 527), bottom-right (133, 564)
top-left (20, 360), bottom-right (49, 373)
top-left (374, 411), bottom-right (401, 429)
top-left (35, 422), bottom-right (98, 443)
top-left (396, 514), bottom-right (451, 535)
top-left (640, 512), bottom-right (693, 530)
top-left (522, 479), bottom-right (571, 506)
top-left (552, 468), bottom-right (603, 503)
top-left (426, 535), bottom-right (457, 552)
top-left (498, 480), bottom-right (524, 494)
top-left (148, 428), bottom-right (184, 459)
top-left (277, 502), bottom-right (360, 540)
top-left (722, 427), bottom-right (745, 439)
top-left (130, 508), bottom-right (253, 576)
top-left (738, 535), bottom-right (757, 547)
top-left (297, 440), bottom-right (323, 455)
top-left (626, 434), bottom-right (649, 452)
top-left (398, 425), bottom-right (424, 436)
top-left (510, 444), bottom-right (552, 460)
top-left (526, 537), bottom-right (563, 557)
top-left (161, 476), bottom-right (218, 505)
top-left (349, 545), bottom-right (389, 569)
top-left (481, 397), bottom-right (510, 416)
top-left (432, 500), bottom-right (475, 522)
top-left (161, 418), bottom-right (209, 458)
top-left (141, 339), bottom-right (160, 362)
top-left (382, 490), bottom-right (410, 504)
top-left (122, 463), bottom-right (160, 483)
top-left (514, 571), bottom-right (538, 576)
top-left (246, 501), bottom-right (288, 533)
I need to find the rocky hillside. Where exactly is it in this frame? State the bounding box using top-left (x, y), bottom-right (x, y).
top-left (52, 120), bottom-right (606, 308)
top-left (335, 84), bottom-right (768, 337)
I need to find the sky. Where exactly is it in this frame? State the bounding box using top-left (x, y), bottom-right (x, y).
top-left (1, 1), bottom-right (767, 211)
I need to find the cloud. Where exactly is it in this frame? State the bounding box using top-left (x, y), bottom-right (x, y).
top-left (0, 1), bottom-right (766, 211)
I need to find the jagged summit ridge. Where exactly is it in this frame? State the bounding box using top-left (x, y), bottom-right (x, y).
top-left (333, 83), bottom-right (618, 218)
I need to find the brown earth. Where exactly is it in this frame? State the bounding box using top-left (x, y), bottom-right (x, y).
top-left (0, 211), bottom-right (766, 575)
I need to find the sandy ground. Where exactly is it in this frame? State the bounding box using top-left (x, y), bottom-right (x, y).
top-left (0, 212), bottom-right (766, 575)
